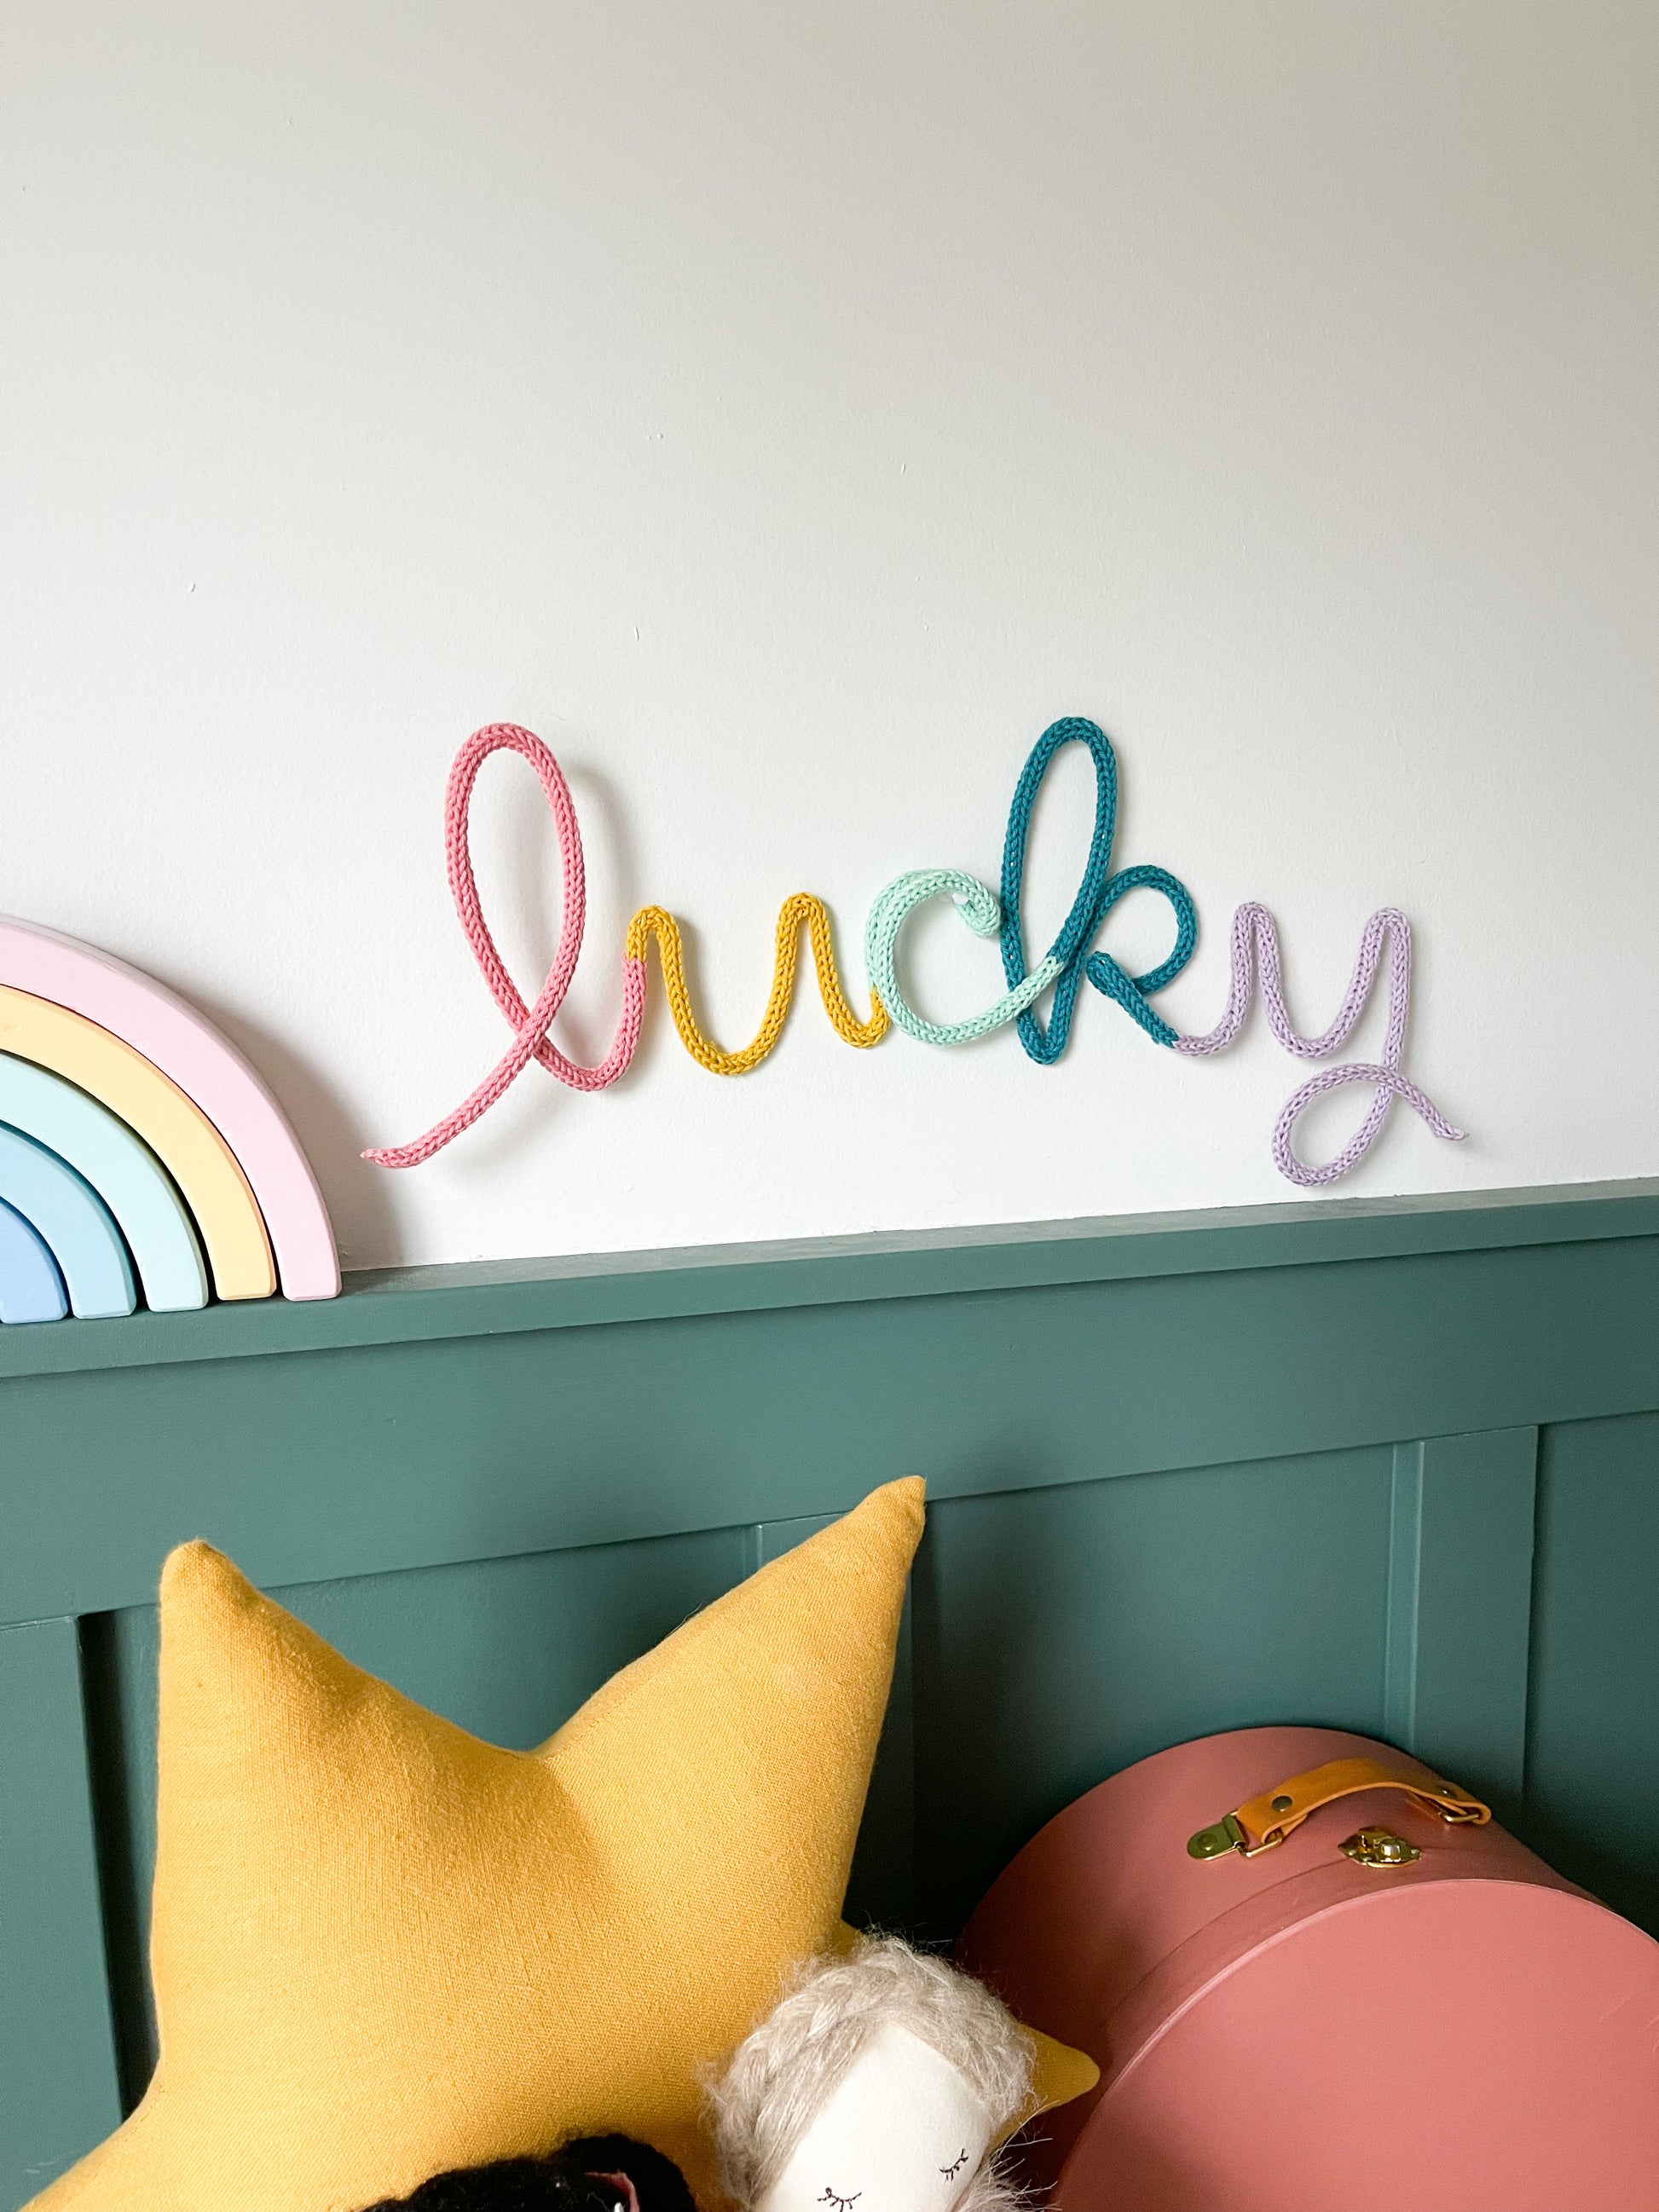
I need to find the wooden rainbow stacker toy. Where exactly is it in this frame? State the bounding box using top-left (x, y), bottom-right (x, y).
top-left (0, 917), bottom-right (338, 1320)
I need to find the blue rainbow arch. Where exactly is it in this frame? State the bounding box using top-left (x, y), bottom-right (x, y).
top-left (0, 1058), bottom-right (208, 1312)
top-left (0, 1195), bottom-right (67, 1323)
top-left (0, 1124), bottom-right (135, 1318)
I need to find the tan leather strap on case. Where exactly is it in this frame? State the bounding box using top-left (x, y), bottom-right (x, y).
top-left (1188, 1755), bottom-right (1490, 1861)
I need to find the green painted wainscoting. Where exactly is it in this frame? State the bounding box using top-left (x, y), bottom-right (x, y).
top-left (4, 1180), bottom-right (1659, 2205)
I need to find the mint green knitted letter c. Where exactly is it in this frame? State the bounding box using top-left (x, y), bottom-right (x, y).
top-left (864, 868), bottom-right (1064, 1047)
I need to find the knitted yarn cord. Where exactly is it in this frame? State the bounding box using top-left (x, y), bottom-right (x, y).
top-left (864, 868), bottom-right (1065, 1047)
top-left (625, 898), bottom-right (887, 1076)
top-left (365, 725), bottom-right (645, 1170)
top-left (1174, 902), bottom-right (1465, 1186)
top-left (363, 719), bottom-right (1466, 1188)
top-left (365, 725), bottom-right (887, 1168)
top-left (998, 716), bottom-right (1197, 1057)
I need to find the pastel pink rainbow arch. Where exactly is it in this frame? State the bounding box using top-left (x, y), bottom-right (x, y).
top-left (0, 918), bottom-right (340, 1301)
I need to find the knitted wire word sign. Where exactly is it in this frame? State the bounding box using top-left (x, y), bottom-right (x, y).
top-left (365, 719), bottom-right (1465, 1187)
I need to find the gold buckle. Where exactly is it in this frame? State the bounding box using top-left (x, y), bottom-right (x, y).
top-left (1187, 1811), bottom-right (1283, 1860)
top-left (1188, 1810), bottom-right (1293, 1861)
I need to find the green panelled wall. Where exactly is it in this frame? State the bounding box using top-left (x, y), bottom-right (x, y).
top-left (3, 1181), bottom-right (1659, 2206)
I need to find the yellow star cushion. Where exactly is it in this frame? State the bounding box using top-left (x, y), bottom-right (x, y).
top-left (30, 1476), bottom-right (1093, 2212)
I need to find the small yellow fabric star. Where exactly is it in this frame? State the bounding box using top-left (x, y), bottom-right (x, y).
top-left (32, 1480), bottom-right (926, 2212)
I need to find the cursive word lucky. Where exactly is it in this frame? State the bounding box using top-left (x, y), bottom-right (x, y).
top-left (365, 719), bottom-right (1465, 1187)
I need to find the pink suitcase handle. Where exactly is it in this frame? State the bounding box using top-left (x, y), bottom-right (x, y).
top-left (1188, 1754), bottom-right (1491, 1860)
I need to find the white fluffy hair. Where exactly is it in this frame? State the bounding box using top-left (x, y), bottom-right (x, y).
top-left (708, 1935), bottom-right (1034, 2212)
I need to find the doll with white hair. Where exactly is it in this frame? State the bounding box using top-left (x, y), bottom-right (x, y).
top-left (708, 1937), bottom-right (1036, 2212)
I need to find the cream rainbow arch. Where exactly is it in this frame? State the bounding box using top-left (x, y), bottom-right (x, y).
top-left (0, 917), bottom-right (338, 1320)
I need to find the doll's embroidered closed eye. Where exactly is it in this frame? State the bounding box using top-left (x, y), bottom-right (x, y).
top-left (940, 2151), bottom-right (968, 2180)
top-left (818, 2192), bottom-right (860, 2210)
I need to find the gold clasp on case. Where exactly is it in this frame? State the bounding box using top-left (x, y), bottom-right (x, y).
top-left (1339, 1825), bottom-right (1423, 1870)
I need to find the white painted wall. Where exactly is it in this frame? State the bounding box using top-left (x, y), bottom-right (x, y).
top-left (3, 3), bottom-right (1655, 1271)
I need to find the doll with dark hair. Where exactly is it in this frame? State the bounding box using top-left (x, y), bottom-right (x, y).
top-left (361, 2134), bottom-right (698, 2212)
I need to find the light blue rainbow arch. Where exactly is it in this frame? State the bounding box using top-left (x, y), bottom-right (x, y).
top-left (0, 1124), bottom-right (135, 1318)
top-left (0, 1195), bottom-right (67, 1323)
top-left (0, 1057), bottom-right (209, 1313)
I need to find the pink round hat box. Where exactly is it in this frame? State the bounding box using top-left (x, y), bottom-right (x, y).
top-left (957, 1724), bottom-right (1659, 2211)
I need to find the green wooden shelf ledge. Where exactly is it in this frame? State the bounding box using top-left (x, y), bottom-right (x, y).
top-left (4, 1176), bottom-right (1659, 1380)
